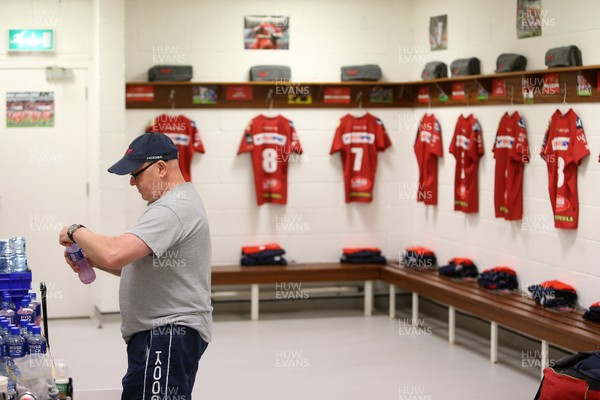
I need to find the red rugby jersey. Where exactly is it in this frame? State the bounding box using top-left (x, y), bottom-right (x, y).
top-left (414, 113), bottom-right (443, 205)
top-left (492, 112), bottom-right (530, 220)
top-left (330, 113), bottom-right (392, 203)
top-left (540, 108), bottom-right (589, 229)
top-left (449, 114), bottom-right (484, 213)
top-left (146, 114), bottom-right (205, 182)
top-left (238, 114), bottom-right (302, 206)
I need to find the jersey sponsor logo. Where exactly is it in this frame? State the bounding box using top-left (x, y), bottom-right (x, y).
top-left (350, 176), bottom-right (372, 191)
top-left (495, 135), bottom-right (514, 149)
top-left (262, 178), bottom-right (282, 191)
top-left (341, 132), bottom-right (375, 145)
top-left (164, 133), bottom-right (190, 146)
top-left (254, 133), bottom-right (287, 146)
top-left (555, 195), bottom-right (570, 213)
top-left (419, 131), bottom-right (433, 143)
top-left (455, 135), bottom-right (470, 150)
top-left (551, 136), bottom-right (570, 151)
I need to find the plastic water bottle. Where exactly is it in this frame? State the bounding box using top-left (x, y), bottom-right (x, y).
top-left (0, 240), bottom-right (9, 273)
top-left (16, 299), bottom-right (33, 325)
top-left (27, 326), bottom-right (46, 355)
top-left (1, 294), bottom-right (15, 313)
top-left (0, 304), bottom-right (14, 326)
top-left (65, 244), bottom-right (96, 284)
top-left (0, 245), bottom-right (14, 274)
top-left (6, 327), bottom-right (24, 359)
top-left (9, 237), bottom-right (27, 272)
top-left (0, 320), bottom-right (9, 338)
top-left (28, 293), bottom-right (41, 326)
top-left (18, 320), bottom-right (29, 355)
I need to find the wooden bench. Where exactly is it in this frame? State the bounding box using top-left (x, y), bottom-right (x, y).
top-left (212, 263), bottom-right (381, 320)
top-left (381, 263), bottom-right (600, 375)
top-left (211, 261), bottom-right (600, 376)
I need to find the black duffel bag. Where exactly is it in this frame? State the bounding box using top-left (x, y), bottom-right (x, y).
top-left (450, 58), bottom-right (480, 77)
top-left (421, 61), bottom-right (448, 80)
top-left (249, 65), bottom-right (291, 81)
top-left (545, 45), bottom-right (583, 68)
top-left (341, 64), bottom-right (382, 81)
top-left (148, 65), bottom-right (193, 82)
top-left (495, 53), bottom-right (527, 72)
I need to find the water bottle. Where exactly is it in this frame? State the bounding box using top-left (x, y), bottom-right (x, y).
top-left (28, 293), bottom-right (41, 326)
top-left (18, 321), bottom-right (29, 355)
top-left (0, 240), bottom-right (8, 274)
top-left (0, 246), bottom-right (14, 274)
top-left (6, 327), bottom-right (24, 359)
top-left (0, 304), bottom-right (14, 326)
top-left (9, 237), bottom-right (27, 273)
top-left (1, 294), bottom-right (15, 313)
top-left (0, 320), bottom-right (9, 338)
top-left (65, 244), bottom-right (96, 284)
top-left (26, 326), bottom-right (46, 355)
top-left (16, 299), bottom-right (33, 325)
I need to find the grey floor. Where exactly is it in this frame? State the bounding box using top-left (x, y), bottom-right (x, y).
top-left (46, 307), bottom-right (541, 400)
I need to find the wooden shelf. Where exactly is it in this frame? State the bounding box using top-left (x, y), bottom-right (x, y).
top-left (125, 65), bottom-right (600, 109)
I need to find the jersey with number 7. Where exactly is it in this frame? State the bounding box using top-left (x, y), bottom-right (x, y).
top-left (238, 114), bottom-right (302, 206)
top-left (330, 113), bottom-right (392, 203)
top-left (540, 108), bottom-right (589, 229)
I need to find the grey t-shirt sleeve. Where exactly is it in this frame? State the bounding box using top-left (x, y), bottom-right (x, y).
top-left (127, 205), bottom-right (183, 258)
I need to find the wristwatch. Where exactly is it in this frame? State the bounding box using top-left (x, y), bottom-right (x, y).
top-left (67, 224), bottom-right (85, 244)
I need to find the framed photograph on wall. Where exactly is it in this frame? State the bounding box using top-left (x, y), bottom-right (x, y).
top-left (429, 15), bottom-right (447, 51)
top-left (244, 15), bottom-right (289, 50)
top-left (517, 0), bottom-right (542, 39)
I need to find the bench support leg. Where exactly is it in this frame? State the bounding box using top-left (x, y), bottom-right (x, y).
top-left (541, 340), bottom-right (549, 378)
top-left (251, 284), bottom-right (259, 321)
top-left (389, 284), bottom-right (395, 318)
top-left (448, 306), bottom-right (456, 344)
top-left (490, 322), bottom-right (498, 363)
top-left (364, 280), bottom-right (373, 316)
top-left (412, 292), bottom-right (419, 326)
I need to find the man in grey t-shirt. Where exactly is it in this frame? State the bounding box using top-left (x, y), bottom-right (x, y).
top-left (59, 132), bottom-right (212, 399)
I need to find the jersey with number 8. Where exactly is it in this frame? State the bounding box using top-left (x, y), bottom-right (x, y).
top-left (238, 114), bottom-right (302, 205)
top-left (540, 108), bottom-right (589, 229)
top-left (330, 113), bottom-right (392, 203)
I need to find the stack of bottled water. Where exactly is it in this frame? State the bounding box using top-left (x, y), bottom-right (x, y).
top-left (0, 237), bottom-right (28, 273)
top-left (0, 291), bottom-right (49, 398)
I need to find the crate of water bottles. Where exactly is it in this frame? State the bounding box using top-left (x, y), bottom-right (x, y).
top-left (0, 237), bottom-right (32, 311)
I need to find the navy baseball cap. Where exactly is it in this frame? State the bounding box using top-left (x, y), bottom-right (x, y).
top-left (108, 132), bottom-right (178, 175)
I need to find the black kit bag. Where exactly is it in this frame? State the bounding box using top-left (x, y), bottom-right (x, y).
top-left (148, 65), bottom-right (193, 82)
top-left (421, 61), bottom-right (448, 80)
top-left (250, 65), bottom-right (291, 81)
top-left (495, 53), bottom-right (527, 72)
top-left (341, 64), bottom-right (382, 81)
top-left (545, 45), bottom-right (583, 68)
top-left (450, 58), bottom-right (481, 77)
top-left (534, 352), bottom-right (600, 399)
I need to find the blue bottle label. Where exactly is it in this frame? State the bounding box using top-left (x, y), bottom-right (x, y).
top-left (68, 248), bottom-right (84, 263)
top-left (8, 344), bottom-right (24, 358)
top-left (29, 343), bottom-right (46, 354)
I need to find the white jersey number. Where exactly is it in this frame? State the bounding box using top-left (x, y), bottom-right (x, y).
top-left (557, 156), bottom-right (565, 188)
top-left (351, 147), bottom-right (364, 172)
top-left (262, 148), bottom-right (278, 173)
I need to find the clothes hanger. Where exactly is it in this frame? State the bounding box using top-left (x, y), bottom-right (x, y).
top-left (264, 88), bottom-right (278, 118)
top-left (350, 91), bottom-right (368, 118)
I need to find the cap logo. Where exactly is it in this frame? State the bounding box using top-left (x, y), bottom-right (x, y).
top-left (125, 148), bottom-right (133, 155)
top-left (147, 155), bottom-right (163, 160)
